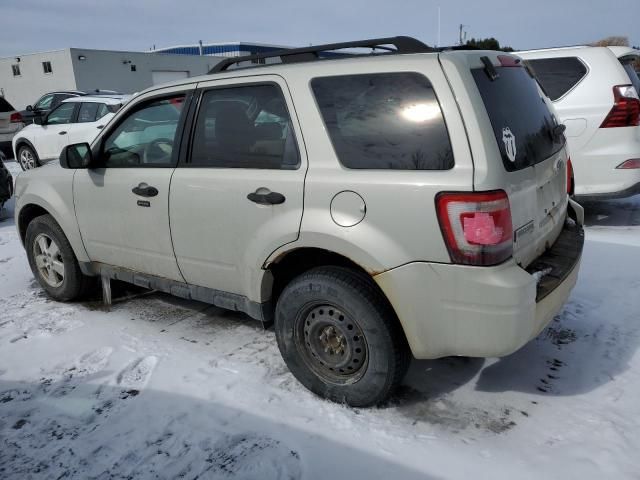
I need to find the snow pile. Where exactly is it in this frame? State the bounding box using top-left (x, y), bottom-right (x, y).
top-left (1, 159), bottom-right (639, 479)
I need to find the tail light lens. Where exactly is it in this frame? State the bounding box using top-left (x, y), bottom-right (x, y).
top-left (10, 112), bottom-right (22, 123)
top-left (436, 190), bottom-right (513, 266)
top-left (616, 158), bottom-right (640, 169)
top-left (600, 85), bottom-right (640, 128)
top-left (566, 157), bottom-right (574, 194)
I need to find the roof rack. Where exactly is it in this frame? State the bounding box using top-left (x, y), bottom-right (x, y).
top-left (208, 36), bottom-right (433, 73)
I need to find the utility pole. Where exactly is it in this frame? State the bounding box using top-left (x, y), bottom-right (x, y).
top-left (458, 24), bottom-right (469, 45)
top-left (437, 7), bottom-right (441, 48)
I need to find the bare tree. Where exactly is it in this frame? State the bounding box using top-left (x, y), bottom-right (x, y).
top-left (590, 36), bottom-right (630, 47)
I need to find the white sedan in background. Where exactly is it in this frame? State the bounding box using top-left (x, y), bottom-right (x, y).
top-left (12, 95), bottom-right (128, 170)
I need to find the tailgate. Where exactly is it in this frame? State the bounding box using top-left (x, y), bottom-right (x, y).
top-left (469, 52), bottom-right (569, 267)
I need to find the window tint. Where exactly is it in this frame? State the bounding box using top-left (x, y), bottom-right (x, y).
top-left (102, 95), bottom-right (185, 167)
top-left (0, 97), bottom-right (14, 113)
top-left (621, 61), bottom-right (640, 94)
top-left (190, 84), bottom-right (299, 169)
top-left (96, 103), bottom-right (111, 120)
top-left (35, 94), bottom-right (55, 110)
top-left (46, 102), bottom-right (75, 125)
top-left (78, 102), bottom-right (99, 123)
top-left (472, 65), bottom-right (565, 171)
top-left (311, 73), bottom-right (453, 170)
top-left (525, 57), bottom-right (587, 101)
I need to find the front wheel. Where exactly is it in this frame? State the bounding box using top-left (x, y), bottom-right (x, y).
top-left (18, 145), bottom-right (40, 171)
top-left (275, 266), bottom-right (410, 407)
top-left (25, 214), bottom-right (93, 301)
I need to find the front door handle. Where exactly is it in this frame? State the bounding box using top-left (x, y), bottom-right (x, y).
top-left (59, 131), bottom-right (67, 135)
top-left (132, 183), bottom-right (159, 197)
top-left (247, 188), bottom-right (286, 205)
top-left (97, 125), bottom-right (104, 130)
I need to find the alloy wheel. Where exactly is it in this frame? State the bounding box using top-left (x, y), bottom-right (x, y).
top-left (33, 233), bottom-right (65, 288)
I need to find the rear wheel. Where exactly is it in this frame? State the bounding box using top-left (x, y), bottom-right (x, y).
top-left (275, 266), bottom-right (410, 407)
top-left (25, 214), bottom-right (93, 301)
top-left (18, 145), bottom-right (40, 171)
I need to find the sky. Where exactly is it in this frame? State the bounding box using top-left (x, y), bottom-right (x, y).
top-left (1, 0), bottom-right (639, 57)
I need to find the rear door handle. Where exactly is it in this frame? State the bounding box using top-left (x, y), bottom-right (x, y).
top-left (247, 188), bottom-right (285, 205)
top-left (132, 183), bottom-right (159, 197)
top-left (58, 131), bottom-right (67, 135)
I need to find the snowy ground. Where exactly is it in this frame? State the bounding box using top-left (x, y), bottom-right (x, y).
top-left (1, 159), bottom-right (639, 479)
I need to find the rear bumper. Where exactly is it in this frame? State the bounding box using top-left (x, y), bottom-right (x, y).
top-left (571, 126), bottom-right (640, 199)
top-left (575, 181), bottom-right (640, 202)
top-left (374, 201), bottom-right (584, 359)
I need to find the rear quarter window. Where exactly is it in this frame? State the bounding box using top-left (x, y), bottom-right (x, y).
top-left (621, 60), bottom-right (640, 94)
top-left (311, 72), bottom-right (454, 170)
top-left (525, 57), bottom-right (587, 101)
top-left (0, 97), bottom-right (14, 112)
top-left (472, 63), bottom-right (565, 172)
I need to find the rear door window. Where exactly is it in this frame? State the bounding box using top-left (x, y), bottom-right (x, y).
top-left (525, 57), bottom-right (587, 101)
top-left (78, 102), bottom-right (99, 123)
top-left (472, 63), bottom-right (565, 171)
top-left (311, 72), bottom-right (453, 170)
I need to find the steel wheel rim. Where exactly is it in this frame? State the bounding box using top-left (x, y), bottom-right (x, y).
top-left (33, 233), bottom-right (64, 287)
top-left (295, 304), bottom-right (368, 384)
top-left (20, 149), bottom-right (35, 170)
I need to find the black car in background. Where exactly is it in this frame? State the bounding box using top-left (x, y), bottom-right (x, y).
top-left (19, 89), bottom-right (121, 125)
top-left (0, 151), bottom-right (13, 208)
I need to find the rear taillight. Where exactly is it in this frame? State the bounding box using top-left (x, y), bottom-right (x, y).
top-left (566, 157), bottom-right (574, 194)
top-left (436, 190), bottom-right (513, 266)
top-left (600, 85), bottom-right (640, 128)
top-left (10, 112), bottom-right (22, 123)
top-left (616, 158), bottom-right (640, 169)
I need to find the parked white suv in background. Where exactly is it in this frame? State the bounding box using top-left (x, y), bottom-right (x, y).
top-left (0, 96), bottom-right (24, 158)
top-left (13, 37), bottom-right (584, 406)
top-left (12, 95), bottom-right (129, 170)
top-left (519, 46), bottom-right (640, 200)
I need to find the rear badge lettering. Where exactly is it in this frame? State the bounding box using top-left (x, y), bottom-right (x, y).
top-left (502, 127), bottom-right (517, 163)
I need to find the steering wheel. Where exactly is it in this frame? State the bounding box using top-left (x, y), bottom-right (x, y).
top-left (143, 138), bottom-right (174, 164)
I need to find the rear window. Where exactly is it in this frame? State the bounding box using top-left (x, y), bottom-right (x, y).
top-left (0, 97), bottom-right (14, 113)
top-left (525, 57), bottom-right (587, 101)
top-left (472, 64), bottom-right (565, 172)
top-left (620, 59), bottom-right (640, 94)
top-left (311, 72), bottom-right (454, 170)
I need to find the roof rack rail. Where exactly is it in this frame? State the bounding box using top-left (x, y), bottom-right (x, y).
top-left (208, 36), bottom-right (433, 73)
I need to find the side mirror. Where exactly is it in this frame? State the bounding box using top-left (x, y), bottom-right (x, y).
top-left (60, 143), bottom-right (92, 169)
top-left (26, 105), bottom-right (33, 111)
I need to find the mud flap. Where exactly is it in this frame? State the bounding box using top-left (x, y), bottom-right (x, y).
top-left (101, 272), bottom-right (112, 311)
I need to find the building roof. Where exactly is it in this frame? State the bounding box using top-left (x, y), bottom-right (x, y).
top-left (152, 42), bottom-right (290, 56)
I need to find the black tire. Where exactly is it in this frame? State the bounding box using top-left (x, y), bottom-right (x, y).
top-left (25, 214), bottom-right (93, 301)
top-left (275, 266), bottom-right (411, 407)
top-left (17, 145), bottom-right (40, 171)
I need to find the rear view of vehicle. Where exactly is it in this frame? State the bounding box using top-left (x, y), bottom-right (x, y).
top-left (0, 96), bottom-right (24, 158)
top-left (375, 51), bottom-right (583, 362)
top-left (519, 46), bottom-right (640, 200)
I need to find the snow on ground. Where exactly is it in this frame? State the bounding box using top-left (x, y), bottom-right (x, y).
top-left (1, 159), bottom-right (640, 479)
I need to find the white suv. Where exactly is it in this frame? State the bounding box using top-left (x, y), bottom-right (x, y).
top-left (12, 95), bottom-right (128, 170)
top-left (518, 46), bottom-right (640, 200)
top-left (13, 37), bottom-right (584, 406)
